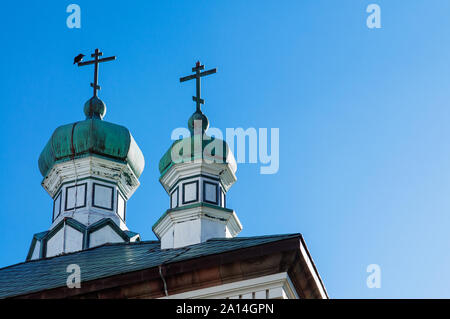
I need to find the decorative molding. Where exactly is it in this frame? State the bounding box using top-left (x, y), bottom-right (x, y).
top-left (160, 162), bottom-right (237, 194)
top-left (160, 272), bottom-right (298, 299)
top-left (153, 203), bottom-right (242, 245)
top-left (53, 176), bottom-right (117, 198)
top-left (42, 156), bottom-right (140, 200)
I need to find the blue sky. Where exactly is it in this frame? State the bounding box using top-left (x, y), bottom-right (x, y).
top-left (1, 0), bottom-right (450, 298)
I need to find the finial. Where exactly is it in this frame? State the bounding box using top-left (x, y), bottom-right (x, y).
top-left (84, 96), bottom-right (106, 120)
top-left (188, 109), bottom-right (209, 135)
top-left (180, 61), bottom-right (217, 113)
top-left (77, 48), bottom-right (116, 98)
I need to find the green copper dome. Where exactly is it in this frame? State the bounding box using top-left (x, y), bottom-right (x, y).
top-left (38, 97), bottom-right (145, 178)
top-left (159, 110), bottom-right (236, 175)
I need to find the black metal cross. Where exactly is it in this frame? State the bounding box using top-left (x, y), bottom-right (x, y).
top-left (180, 61), bottom-right (217, 112)
top-left (78, 48), bottom-right (116, 97)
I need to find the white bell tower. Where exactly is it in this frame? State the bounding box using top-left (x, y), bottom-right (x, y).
top-left (27, 49), bottom-right (145, 260)
top-left (153, 61), bottom-right (242, 249)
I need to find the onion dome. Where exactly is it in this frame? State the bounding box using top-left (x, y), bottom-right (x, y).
top-left (158, 110), bottom-right (236, 175)
top-left (38, 97), bottom-right (144, 178)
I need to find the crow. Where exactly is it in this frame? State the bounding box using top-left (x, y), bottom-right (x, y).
top-left (73, 54), bottom-right (85, 64)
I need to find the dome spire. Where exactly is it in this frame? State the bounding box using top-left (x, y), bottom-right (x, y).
top-left (31, 50), bottom-right (145, 260)
top-left (84, 96), bottom-right (106, 119)
top-left (155, 62), bottom-right (241, 249)
top-left (76, 48), bottom-right (116, 120)
top-left (179, 61), bottom-right (217, 134)
top-left (76, 48), bottom-right (116, 98)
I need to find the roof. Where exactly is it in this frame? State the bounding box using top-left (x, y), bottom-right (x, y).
top-left (0, 234), bottom-right (301, 299)
top-left (38, 97), bottom-right (145, 178)
top-left (158, 110), bottom-right (237, 176)
top-left (158, 135), bottom-right (236, 175)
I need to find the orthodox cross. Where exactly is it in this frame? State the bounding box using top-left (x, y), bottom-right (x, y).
top-left (180, 61), bottom-right (217, 112)
top-left (78, 48), bottom-right (116, 97)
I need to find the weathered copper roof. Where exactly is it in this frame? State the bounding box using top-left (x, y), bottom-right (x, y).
top-left (159, 110), bottom-right (235, 175)
top-left (38, 97), bottom-right (144, 178)
top-left (158, 136), bottom-right (234, 175)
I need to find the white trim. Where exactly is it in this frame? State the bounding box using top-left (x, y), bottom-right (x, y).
top-left (159, 272), bottom-right (299, 299)
top-left (153, 204), bottom-right (242, 249)
top-left (42, 156), bottom-right (140, 200)
top-left (155, 205), bottom-right (242, 239)
top-left (300, 242), bottom-right (328, 299)
top-left (160, 162), bottom-right (237, 194)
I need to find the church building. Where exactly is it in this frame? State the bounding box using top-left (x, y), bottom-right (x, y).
top-left (0, 50), bottom-right (327, 299)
